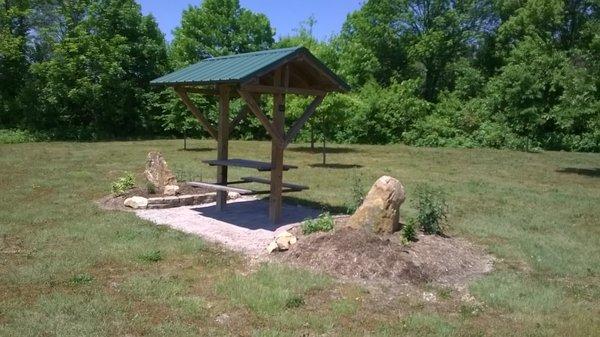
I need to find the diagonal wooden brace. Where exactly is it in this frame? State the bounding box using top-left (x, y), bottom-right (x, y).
top-left (284, 94), bottom-right (325, 147)
top-left (238, 90), bottom-right (284, 146)
top-left (175, 88), bottom-right (218, 139)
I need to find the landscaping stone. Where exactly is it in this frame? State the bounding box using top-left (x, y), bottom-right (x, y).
top-left (347, 175), bottom-right (405, 234)
top-left (124, 196), bottom-right (148, 209)
top-left (163, 184), bottom-right (179, 196)
top-left (269, 231), bottom-right (297, 252)
top-left (144, 151), bottom-right (177, 188)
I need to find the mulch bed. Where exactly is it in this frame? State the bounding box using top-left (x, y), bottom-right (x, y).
top-left (279, 217), bottom-right (493, 287)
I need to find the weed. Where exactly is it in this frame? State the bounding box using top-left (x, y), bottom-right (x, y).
top-left (414, 184), bottom-right (448, 235)
top-left (111, 172), bottom-right (135, 195)
top-left (402, 219), bottom-right (418, 242)
top-left (138, 250), bottom-right (163, 262)
top-left (346, 170), bottom-right (365, 213)
top-left (302, 212), bottom-right (334, 235)
top-left (284, 295), bottom-right (305, 308)
top-left (146, 182), bottom-right (157, 194)
top-left (70, 273), bottom-right (94, 285)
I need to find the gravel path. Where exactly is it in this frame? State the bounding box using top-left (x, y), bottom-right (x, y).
top-left (135, 197), bottom-right (321, 256)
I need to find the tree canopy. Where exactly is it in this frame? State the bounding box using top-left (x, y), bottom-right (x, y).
top-left (0, 0), bottom-right (598, 151)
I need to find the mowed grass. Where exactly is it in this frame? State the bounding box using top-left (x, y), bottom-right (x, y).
top-left (0, 139), bottom-right (599, 336)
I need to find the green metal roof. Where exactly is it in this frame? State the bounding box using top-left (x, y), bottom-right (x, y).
top-left (150, 46), bottom-right (349, 90)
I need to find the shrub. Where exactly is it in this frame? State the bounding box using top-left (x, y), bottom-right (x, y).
top-left (302, 212), bottom-right (334, 235)
top-left (111, 172), bottom-right (136, 195)
top-left (0, 129), bottom-right (44, 144)
top-left (414, 185), bottom-right (448, 235)
top-left (346, 170), bottom-right (365, 213)
top-left (402, 219), bottom-right (417, 242)
top-left (146, 182), bottom-right (157, 194)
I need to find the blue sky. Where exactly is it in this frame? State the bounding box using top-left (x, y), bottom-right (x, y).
top-left (136, 0), bottom-right (363, 42)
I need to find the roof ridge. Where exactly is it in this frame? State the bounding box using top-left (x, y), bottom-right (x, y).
top-left (203, 46), bottom-right (302, 61)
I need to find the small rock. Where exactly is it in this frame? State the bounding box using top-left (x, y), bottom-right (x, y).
top-left (347, 175), bottom-right (405, 234)
top-left (228, 192), bottom-right (241, 200)
top-left (422, 292), bottom-right (437, 302)
top-left (215, 313), bottom-right (230, 325)
top-left (124, 196), bottom-right (148, 209)
top-left (266, 241), bottom-right (279, 253)
top-left (163, 184), bottom-right (179, 196)
top-left (267, 231), bottom-right (298, 253)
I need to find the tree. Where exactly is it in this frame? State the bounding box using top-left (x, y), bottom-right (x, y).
top-left (0, 0), bottom-right (30, 127)
top-left (170, 0), bottom-right (274, 66)
top-left (29, 0), bottom-right (169, 139)
top-left (160, 0), bottom-right (274, 145)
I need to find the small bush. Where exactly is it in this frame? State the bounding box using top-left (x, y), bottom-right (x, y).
top-left (146, 182), bottom-right (157, 194)
top-left (138, 250), bottom-right (163, 262)
top-left (111, 172), bottom-right (135, 195)
top-left (0, 129), bottom-right (44, 144)
top-left (302, 212), bottom-right (334, 235)
top-left (402, 219), bottom-right (418, 242)
top-left (414, 185), bottom-right (448, 235)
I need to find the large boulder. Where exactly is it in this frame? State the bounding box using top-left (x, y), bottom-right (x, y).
top-left (144, 151), bottom-right (177, 188)
top-left (347, 176), bottom-right (405, 234)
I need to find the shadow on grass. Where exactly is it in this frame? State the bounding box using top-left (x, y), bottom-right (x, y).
top-left (309, 163), bottom-right (362, 169)
top-left (556, 167), bottom-right (600, 177)
top-left (283, 195), bottom-right (349, 215)
top-left (178, 147), bottom-right (214, 152)
top-left (287, 146), bottom-right (359, 154)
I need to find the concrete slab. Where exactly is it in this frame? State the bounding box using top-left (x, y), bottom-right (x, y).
top-left (135, 197), bottom-right (321, 256)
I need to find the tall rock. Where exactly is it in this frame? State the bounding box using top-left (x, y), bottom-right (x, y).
top-left (347, 176), bottom-right (405, 234)
top-left (144, 151), bottom-right (177, 188)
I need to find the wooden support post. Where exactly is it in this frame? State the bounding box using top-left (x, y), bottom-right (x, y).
top-left (270, 69), bottom-right (285, 223)
top-left (216, 85), bottom-right (230, 210)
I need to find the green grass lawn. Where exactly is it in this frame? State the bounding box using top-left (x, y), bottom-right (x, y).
top-left (1, 139), bottom-right (599, 336)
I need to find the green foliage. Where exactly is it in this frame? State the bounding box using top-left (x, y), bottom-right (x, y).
top-left (0, 129), bottom-right (44, 144)
top-left (146, 182), bottom-right (156, 194)
top-left (402, 220), bottom-right (418, 242)
top-left (346, 170), bottom-right (365, 213)
top-left (284, 295), bottom-right (305, 309)
top-left (111, 172), bottom-right (135, 195)
top-left (70, 273), bottom-right (94, 285)
top-left (170, 0), bottom-right (274, 66)
top-left (302, 213), bottom-right (334, 235)
top-left (138, 250), bottom-right (163, 263)
top-left (414, 185), bottom-right (448, 235)
top-left (1, 0), bottom-right (599, 153)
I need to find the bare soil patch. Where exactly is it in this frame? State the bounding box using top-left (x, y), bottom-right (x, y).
top-left (96, 183), bottom-right (210, 211)
top-left (279, 217), bottom-right (493, 287)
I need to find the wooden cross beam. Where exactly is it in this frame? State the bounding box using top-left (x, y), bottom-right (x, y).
top-left (237, 90), bottom-right (284, 146)
top-left (284, 94), bottom-right (325, 147)
top-left (174, 88), bottom-right (218, 139)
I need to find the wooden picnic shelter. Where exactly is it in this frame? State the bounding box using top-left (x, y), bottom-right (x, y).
top-left (151, 47), bottom-right (349, 223)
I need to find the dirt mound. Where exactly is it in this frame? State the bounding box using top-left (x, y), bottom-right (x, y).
top-left (281, 223), bottom-right (493, 287)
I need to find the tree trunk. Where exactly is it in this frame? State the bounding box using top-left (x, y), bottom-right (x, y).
top-left (321, 114), bottom-right (326, 165)
top-left (183, 130), bottom-right (187, 150)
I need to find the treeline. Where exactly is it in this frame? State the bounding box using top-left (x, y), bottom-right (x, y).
top-left (1, 0), bottom-right (599, 152)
